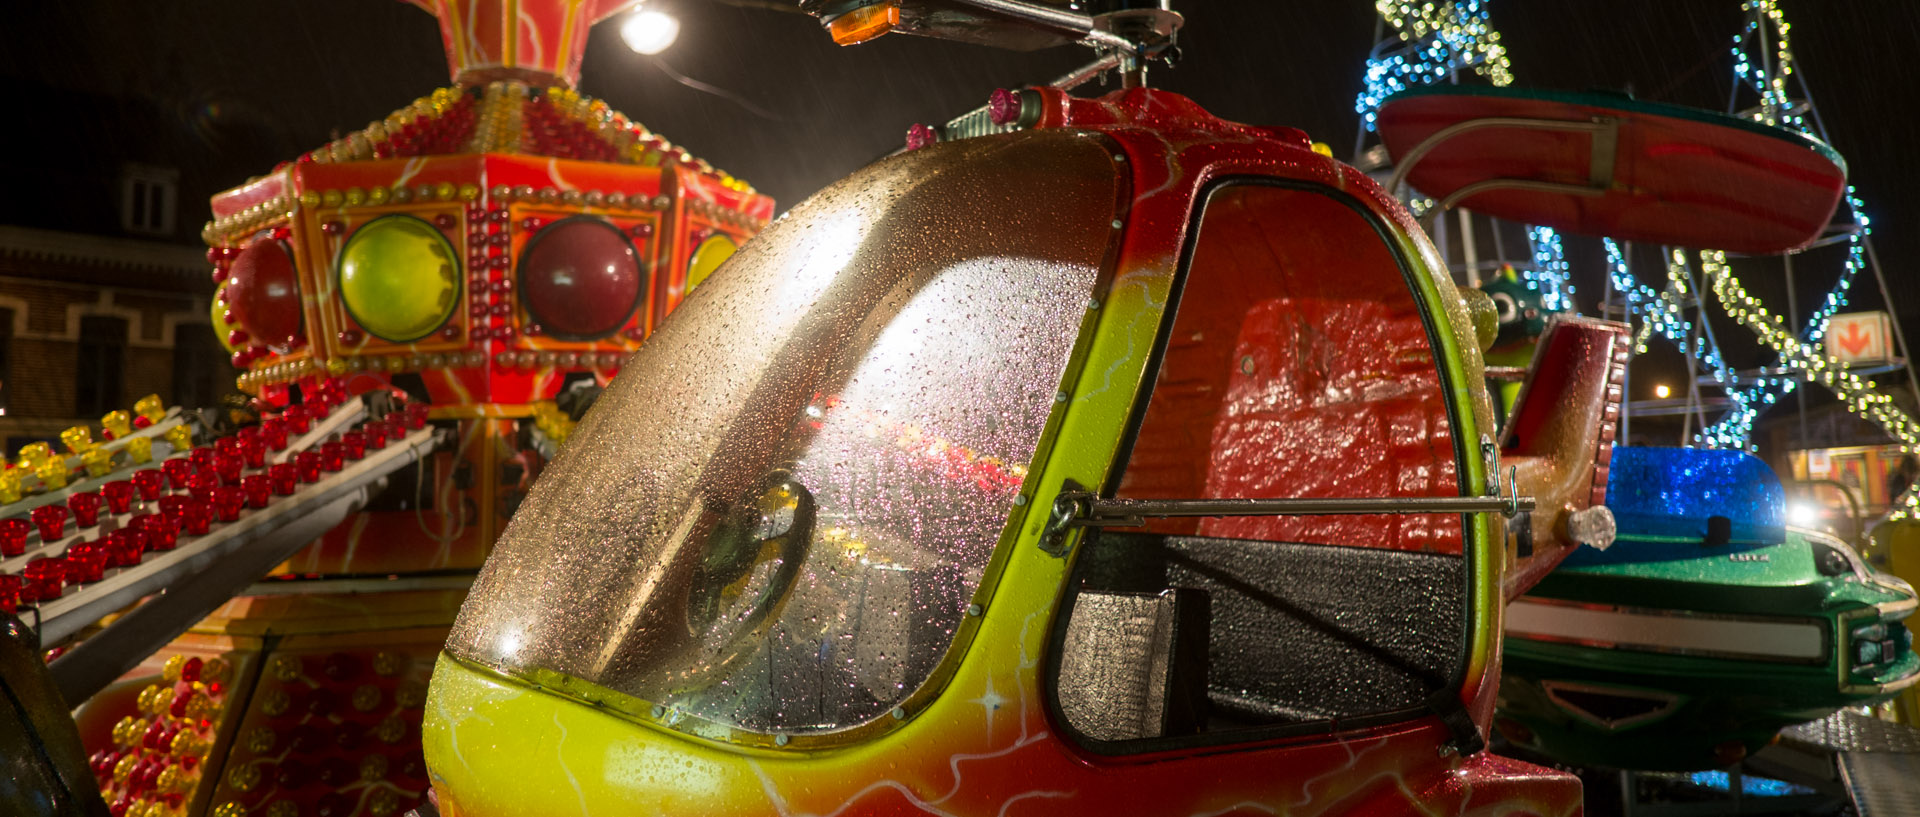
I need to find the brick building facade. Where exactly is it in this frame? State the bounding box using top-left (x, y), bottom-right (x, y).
top-left (0, 226), bottom-right (230, 456)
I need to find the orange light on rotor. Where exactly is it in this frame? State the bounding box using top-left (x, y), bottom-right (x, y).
top-left (829, 1), bottom-right (900, 45)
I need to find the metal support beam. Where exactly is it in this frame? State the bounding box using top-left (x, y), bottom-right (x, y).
top-left (1863, 237), bottom-right (1920, 415)
top-left (1786, 251), bottom-right (1810, 447)
top-left (41, 426), bottom-right (438, 703)
top-left (1458, 208), bottom-right (1481, 287)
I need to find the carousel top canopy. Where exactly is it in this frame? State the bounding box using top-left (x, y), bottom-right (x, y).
top-left (405, 0), bottom-right (637, 89)
top-left (203, 0), bottom-right (772, 408)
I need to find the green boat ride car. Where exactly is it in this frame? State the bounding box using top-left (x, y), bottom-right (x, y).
top-left (1496, 446), bottom-right (1920, 770)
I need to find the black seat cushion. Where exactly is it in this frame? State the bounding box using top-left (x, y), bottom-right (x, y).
top-left (1084, 532), bottom-right (1464, 726)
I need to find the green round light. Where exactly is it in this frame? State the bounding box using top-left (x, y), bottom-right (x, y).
top-left (685, 233), bottom-right (737, 293)
top-left (337, 215), bottom-right (461, 343)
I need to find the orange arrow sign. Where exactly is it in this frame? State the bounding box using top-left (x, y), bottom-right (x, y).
top-left (1838, 321), bottom-right (1874, 357)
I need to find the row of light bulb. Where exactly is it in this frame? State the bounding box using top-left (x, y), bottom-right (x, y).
top-left (1731, 0), bottom-right (1803, 131)
top-left (1523, 226), bottom-right (1574, 312)
top-left (1357, 0), bottom-right (1514, 129)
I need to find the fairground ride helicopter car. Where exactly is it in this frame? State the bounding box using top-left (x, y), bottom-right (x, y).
top-left (419, 2), bottom-right (1631, 815)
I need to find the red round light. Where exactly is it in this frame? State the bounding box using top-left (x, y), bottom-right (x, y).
top-left (905, 123), bottom-right (938, 151)
top-left (225, 238), bottom-right (303, 348)
top-left (988, 88), bottom-right (1021, 125)
top-left (516, 216), bottom-right (645, 341)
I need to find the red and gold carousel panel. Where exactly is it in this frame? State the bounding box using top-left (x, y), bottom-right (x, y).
top-left (61, 3), bottom-right (772, 816)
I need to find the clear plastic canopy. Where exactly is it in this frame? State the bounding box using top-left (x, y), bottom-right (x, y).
top-left (446, 130), bottom-right (1121, 736)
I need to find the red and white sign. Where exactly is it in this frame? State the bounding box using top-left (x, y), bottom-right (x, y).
top-left (1826, 311), bottom-right (1894, 364)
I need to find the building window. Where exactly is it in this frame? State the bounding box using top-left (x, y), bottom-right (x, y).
top-left (0, 304), bottom-right (10, 414)
top-left (172, 323), bottom-right (229, 409)
top-left (121, 164), bottom-right (180, 237)
top-left (75, 315), bottom-right (127, 417)
top-left (0, 307), bottom-right (11, 416)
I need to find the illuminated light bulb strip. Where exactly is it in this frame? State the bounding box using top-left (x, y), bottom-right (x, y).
top-left (1731, 0), bottom-right (1803, 132)
top-left (1701, 190), bottom-right (1872, 447)
top-left (1357, 0), bottom-right (1514, 130)
top-left (1726, 1), bottom-right (1870, 351)
top-left (1603, 239), bottom-right (1684, 355)
top-left (1597, 241), bottom-right (1765, 450)
top-left (1661, 251), bottom-right (1738, 381)
top-left (1702, 249), bottom-right (1920, 517)
top-left (1705, 2), bottom-right (1879, 447)
top-left (1525, 226), bottom-right (1574, 312)
top-left (1359, 2), bottom-right (1570, 323)
top-left (1650, 250), bottom-right (1771, 450)
top-left (1799, 188), bottom-right (1871, 346)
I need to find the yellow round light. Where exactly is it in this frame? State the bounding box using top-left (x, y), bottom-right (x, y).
top-left (685, 233), bottom-right (737, 293)
top-left (211, 282), bottom-right (241, 352)
top-left (337, 215), bottom-right (461, 343)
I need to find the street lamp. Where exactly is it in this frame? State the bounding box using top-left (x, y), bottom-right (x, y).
top-left (621, 7), bottom-right (680, 55)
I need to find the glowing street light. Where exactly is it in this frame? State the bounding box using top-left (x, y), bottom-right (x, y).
top-left (1654, 383), bottom-right (1671, 399)
top-left (621, 8), bottom-right (681, 55)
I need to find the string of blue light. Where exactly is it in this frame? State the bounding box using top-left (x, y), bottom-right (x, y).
top-left (1356, 1), bottom-right (1513, 131)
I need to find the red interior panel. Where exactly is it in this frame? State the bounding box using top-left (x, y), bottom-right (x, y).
top-left (1116, 185), bottom-right (1461, 553)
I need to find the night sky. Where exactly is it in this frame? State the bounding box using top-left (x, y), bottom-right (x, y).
top-left (2, 1), bottom-right (1917, 428)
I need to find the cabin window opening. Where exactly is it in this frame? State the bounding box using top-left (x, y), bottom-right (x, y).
top-left (0, 307), bottom-right (12, 416)
top-left (1051, 180), bottom-right (1469, 750)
